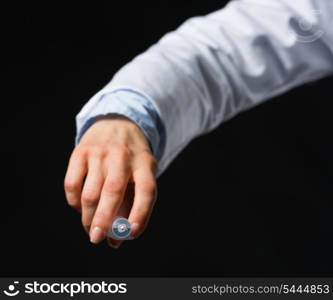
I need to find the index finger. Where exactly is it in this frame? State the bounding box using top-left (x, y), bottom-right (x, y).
top-left (89, 152), bottom-right (131, 244)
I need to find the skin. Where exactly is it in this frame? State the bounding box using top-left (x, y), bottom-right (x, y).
top-left (64, 115), bottom-right (157, 248)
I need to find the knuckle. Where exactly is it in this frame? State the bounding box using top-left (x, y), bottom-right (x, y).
top-left (133, 206), bottom-right (150, 219)
top-left (64, 179), bottom-right (79, 193)
top-left (113, 145), bottom-right (131, 162)
top-left (103, 180), bottom-right (125, 197)
top-left (73, 146), bottom-right (88, 158)
top-left (140, 180), bottom-right (156, 195)
top-left (89, 146), bottom-right (107, 158)
top-left (81, 191), bottom-right (99, 206)
top-left (136, 152), bottom-right (157, 171)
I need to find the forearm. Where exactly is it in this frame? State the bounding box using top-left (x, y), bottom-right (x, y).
top-left (76, 0), bottom-right (333, 176)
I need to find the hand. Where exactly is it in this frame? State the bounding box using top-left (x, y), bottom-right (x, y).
top-left (64, 115), bottom-right (157, 248)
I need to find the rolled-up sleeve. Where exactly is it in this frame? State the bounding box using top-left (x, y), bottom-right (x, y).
top-left (75, 89), bottom-right (166, 161)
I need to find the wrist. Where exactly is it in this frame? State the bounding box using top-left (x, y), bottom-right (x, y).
top-left (92, 113), bottom-right (152, 153)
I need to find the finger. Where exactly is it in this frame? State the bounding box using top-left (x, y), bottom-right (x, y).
top-left (89, 151), bottom-right (131, 244)
top-left (81, 154), bottom-right (104, 233)
top-left (64, 148), bottom-right (87, 212)
top-left (107, 183), bottom-right (135, 249)
top-left (128, 159), bottom-right (157, 239)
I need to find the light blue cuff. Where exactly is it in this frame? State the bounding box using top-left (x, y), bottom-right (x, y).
top-left (75, 89), bottom-right (166, 160)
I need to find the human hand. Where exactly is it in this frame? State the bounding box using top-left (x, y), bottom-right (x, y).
top-left (64, 115), bottom-right (157, 248)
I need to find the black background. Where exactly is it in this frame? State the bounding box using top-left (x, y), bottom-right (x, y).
top-left (3, 1), bottom-right (333, 277)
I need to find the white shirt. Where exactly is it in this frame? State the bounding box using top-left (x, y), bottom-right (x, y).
top-left (75, 0), bottom-right (333, 177)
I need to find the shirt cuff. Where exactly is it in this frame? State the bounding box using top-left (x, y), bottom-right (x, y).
top-left (75, 89), bottom-right (165, 161)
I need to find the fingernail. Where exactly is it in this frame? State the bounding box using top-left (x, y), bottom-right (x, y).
top-left (90, 227), bottom-right (105, 244)
top-left (107, 239), bottom-right (123, 249)
top-left (129, 223), bottom-right (140, 239)
top-left (84, 225), bottom-right (90, 234)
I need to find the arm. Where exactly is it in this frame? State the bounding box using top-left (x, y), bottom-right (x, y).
top-left (66, 0), bottom-right (333, 247)
top-left (76, 0), bottom-right (333, 177)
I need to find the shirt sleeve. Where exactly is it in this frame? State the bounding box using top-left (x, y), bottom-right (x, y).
top-left (75, 89), bottom-right (165, 161)
top-left (75, 0), bottom-right (333, 177)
